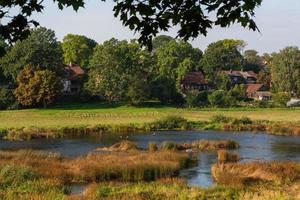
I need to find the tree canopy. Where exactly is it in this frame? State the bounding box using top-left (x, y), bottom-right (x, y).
top-left (243, 49), bottom-right (261, 73)
top-left (155, 39), bottom-right (202, 87)
top-left (0, 0), bottom-right (262, 48)
top-left (62, 34), bottom-right (97, 68)
top-left (0, 27), bottom-right (63, 81)
top-left (201, 39), bottom-right (245, 79)
top-left (14, 66), bottom-right (62, 108)
top-left (270, 47), bottom-right (300, 96)
top-left (86, 38), bottom-right (152, 103)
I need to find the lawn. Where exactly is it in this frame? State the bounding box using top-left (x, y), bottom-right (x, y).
top-left (0, 102), bottom-right (299, 129)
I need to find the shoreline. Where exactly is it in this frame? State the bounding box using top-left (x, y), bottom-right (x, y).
top-left (1, 115), bottom-right (299, 141)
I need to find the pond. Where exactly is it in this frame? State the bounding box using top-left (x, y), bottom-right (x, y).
top-left (1, 130), bottom-right (300, 187)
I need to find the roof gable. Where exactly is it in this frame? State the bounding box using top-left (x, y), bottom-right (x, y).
top-left (182, 72), bottom-right (207, 85)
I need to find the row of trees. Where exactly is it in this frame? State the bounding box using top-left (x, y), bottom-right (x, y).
top-left (0, 27), bottom-right (299, 109)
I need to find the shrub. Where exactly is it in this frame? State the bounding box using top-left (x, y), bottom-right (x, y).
top-left (185, 90), bottom-right (200, 108)
top-left (0, 165), bottom-right (37, 185)
top-left (151, 116), bottom-right (189, 130)
top-left (232, 117), bottom-right (252, 125)
top-left (211, 115), bottom-right (233, 123)
top-left (273, 92), bottom-right (291, 107)
top-left (185, 90), bottom-right (209, 108)
top-left (208, 90), bottom-right (233, 107)
top-left (0, 88), bottom-right (16, 110)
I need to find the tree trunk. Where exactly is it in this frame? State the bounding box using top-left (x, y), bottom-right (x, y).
top-left (43, 99), bottom-right (47, 109)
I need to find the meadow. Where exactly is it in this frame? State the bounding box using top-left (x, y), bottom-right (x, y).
top-left (0, 102), bottom-right (300, 129)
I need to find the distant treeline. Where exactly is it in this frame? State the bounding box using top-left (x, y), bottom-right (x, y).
top-left (0, 27), bottom-right (299, 109)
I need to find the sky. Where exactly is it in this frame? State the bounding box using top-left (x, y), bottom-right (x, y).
top-left (33, 0), bottom-right (300, 54)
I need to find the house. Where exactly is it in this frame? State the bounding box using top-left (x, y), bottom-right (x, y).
top-left (181, 72), bottom-right (208, 92)
top-left (239, 71), bottom-right (257, 84)
top-left (222, 70), bottom-right (246, 85)
top-left (63, 63), bottom-right (85, 95)
top-left (222, 70), bottom-right (258, 85)
top-left (246, 84), bottom-right (272, 100)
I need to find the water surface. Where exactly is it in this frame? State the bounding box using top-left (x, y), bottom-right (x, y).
top-left (1, 130), bottom-right (299, 187)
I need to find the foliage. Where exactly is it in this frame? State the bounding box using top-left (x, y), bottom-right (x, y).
top-left (150, 75), bottom-right (181, 104)
top-left (272, 92), bottom-right (291, 107)
top-left (150, 116), bottom-right (189, 130)
top-left (155, 40), bottom-right (202, 87)
top-left (127, 73), bottom-right (149, 105)
top-left (0, 88), bottom-right (16, 110)
top-left (208, 90), bottom-right (233, 107)
top-left (185, 90), bottom-right (209, 108)
top-left (257, 71), bottom-right (271, 89)
top-left (214, 73), bottom-right (232, 90)
top-left (62, 34), bottom-right (97, 68)
top-left (14, 66), bottom-right (62, 108)
top-left (152, 35), bottom-right (174, 50)
top-left (201, 39), bottom-right (245, 80)
top-left (243, 49), bottom-right (261, 73)
top-left (0, 0), bottom-right (262, 49)
top-left (185, 90), bottom-right (200, 108)
top-left (270, 47), bottom-right (300, 96)
top-left (86, 38), bottom-right (152, 103)
top-left (0, 27), bottom-right (63, 81)
top-left (228, 84), bottom-right (247, 102)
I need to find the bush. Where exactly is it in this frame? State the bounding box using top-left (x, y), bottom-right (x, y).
top-left (232, 117), bottom-right (252, 125)
top-left (151, 116), bottom-right (189, 130)
top-left (185, 90), bottom-right (209, 108)
top-left (185, 90), bottom-right (199, 108)
top-left (273, 92), bottom-right (291, 107)
top-left (0, 165), bottom-right (37, 185)
top-left (211, 115), bottom-right (233, 123)
top-left (0, 88), bottom-right (16, 110)
top-left (208, 90), bottom-right (233, 107)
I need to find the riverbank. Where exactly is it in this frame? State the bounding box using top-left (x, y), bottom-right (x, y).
top-left (1, 148), bottom-right (298, 200)
top-left (0, 114), bottom-right (299, 141)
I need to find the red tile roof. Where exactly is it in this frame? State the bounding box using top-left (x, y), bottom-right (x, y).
top-left (246, 84), bottom-right (264, 95)
top-left (65, 63), bottom-right (84, 80)
top-left (182, 72), bottom-right (207, 85)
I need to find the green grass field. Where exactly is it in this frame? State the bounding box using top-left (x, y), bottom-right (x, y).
top-left (0, 102), bottom-right (299, 129)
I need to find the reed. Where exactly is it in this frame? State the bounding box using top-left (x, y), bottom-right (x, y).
top-left (217, 150), bottom-right (240, 163)
top-left (82, 179), bottom-right (295, 200)
top-left (0, 149), bottom-right (195, 183)
top-left (211, 161), bottom-right (300, 186)
top-left (148, 142), bottom-right (158, 152)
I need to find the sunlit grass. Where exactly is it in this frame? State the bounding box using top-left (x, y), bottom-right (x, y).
top-left (0, 102), bottom-right (299, 129)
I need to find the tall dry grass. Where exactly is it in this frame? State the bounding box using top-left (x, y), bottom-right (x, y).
top-left (0, 149), bottom-right (195, 183)
top-left (212, 161), bottom-right (300, 186)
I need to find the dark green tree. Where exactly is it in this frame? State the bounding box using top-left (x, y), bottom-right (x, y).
top-left (86, 38), bottom-right (152, 103)
top-left (150, 75), bottom-right (181, 104)
top-left (155, 40), bottom-right (202, 88)
top-left (152, 35), bottom-right (174, 50)
top-left (243, 49), bottom-right (261, 73)
top-left (270, 47), bottom-right (300, 96)
top-left (201, 39), bottom-right (245, 80)
top-left (127, 72), bottom-right (149, 105)
top-left (0, 27), bottom-right (63, 81)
